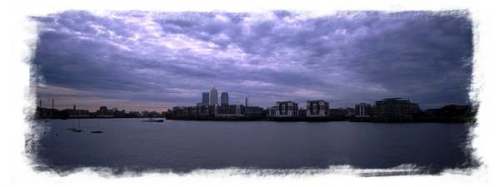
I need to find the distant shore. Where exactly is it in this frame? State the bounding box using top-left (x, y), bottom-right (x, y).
top-left (164, 116), bottom-right (474, 123)
top-left (34, 114), bottom-right (475, 123)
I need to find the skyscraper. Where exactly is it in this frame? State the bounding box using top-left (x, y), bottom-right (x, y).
top-left (245, 97), bottom-right (248, 107)
top-left (209, 87), bottom-right (218, 106)
top-left (221, 92), bottom-right (229, 105)
top-left (202, 92), bottom-right (209, 105)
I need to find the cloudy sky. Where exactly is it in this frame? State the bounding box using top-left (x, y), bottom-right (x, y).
top-left (32, 10), bottom-right (473, 111)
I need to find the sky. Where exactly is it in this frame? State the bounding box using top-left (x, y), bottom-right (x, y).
top-left (32, 10), bottom-right (473, 111)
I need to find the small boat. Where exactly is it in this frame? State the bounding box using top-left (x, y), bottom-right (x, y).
top-left (90, 130), bottom-right (103, 134)
top-left (67, 127), bottom-right (83, 133)
top-left (143, 118), bottom-right (164, 123)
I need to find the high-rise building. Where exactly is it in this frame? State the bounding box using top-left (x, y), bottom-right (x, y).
top-left (306, 100), bottom-right (329, 117)
top-left (209, 87), bottom-right (218, 106)
top-left (221, 92), bottom-right (229, 105)
top-left (202, 92), bottom-right (209, 105)
top-left (245, 97), bottom-right (248, 107)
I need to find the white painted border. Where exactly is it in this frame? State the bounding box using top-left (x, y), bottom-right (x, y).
top-left (1, 0), bottom-right (498, 186)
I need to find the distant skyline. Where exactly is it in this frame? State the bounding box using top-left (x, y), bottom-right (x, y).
top-left (33, 10), bottom-right (473, 111)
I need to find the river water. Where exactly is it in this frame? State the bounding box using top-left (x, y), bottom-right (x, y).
top-left (32, 118), bottom-right (476, 174)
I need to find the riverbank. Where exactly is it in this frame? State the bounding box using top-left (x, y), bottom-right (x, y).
top-left (165, 116), bottom-right (475, 123)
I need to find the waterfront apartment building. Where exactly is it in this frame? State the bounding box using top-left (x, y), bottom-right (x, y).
top-left (209, 87), bottom-right (218, 106)
top-left (202, 92), bottom-right (209, 105)
top-left (221, 92), bottom-right (229, 106)
top-left (268, 101), bottom-right (299, 117)
top-left (373, 98), bottom-right (420, 121)
top-left (354, 103), bottom-right (372, 118)
top-left (306, 100), bottom-right (329, 117)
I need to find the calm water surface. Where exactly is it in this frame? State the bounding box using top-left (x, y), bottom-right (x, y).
top-left (33, 119), bottom-right (475, 173)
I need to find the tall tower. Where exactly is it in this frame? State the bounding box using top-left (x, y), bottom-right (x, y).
top-left (221, 92), bottom-right (229, 105)
top-left (209, 87), bottom-right (218, 106)
top-left (202, 92), bottom-right (209, 105)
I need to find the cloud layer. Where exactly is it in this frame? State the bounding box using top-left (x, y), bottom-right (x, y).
top-left (32, 10), bottom-right (473, 111)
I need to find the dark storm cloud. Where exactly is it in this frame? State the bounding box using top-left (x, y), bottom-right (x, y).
top-left (32, 10), bottom-right (473, 110)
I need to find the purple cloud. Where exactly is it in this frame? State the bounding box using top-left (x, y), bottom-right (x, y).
top-left (32, 10), bottom-right (473, 111)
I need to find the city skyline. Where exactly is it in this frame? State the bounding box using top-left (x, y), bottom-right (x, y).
top-left (34, 90), bottom-right (425, 112)
top-left (33, 10), bottom-right (473, 111)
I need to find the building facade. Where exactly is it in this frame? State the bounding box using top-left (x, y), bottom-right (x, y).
top-left (209, 87), bottom-right (218, 106)
top-left (268, 101), bottom-right (299, 117)
top-left (244, 106), bottom-right (265, 118)
top-left (221, 92), bottom-right (229, 106)
top-left (215, 104), bottom-right (244, 117)
top-left (354, 103), bottom-right (372, 118)
top-left (202, 92), bottom-right (209, 105)
top-left (373, 98), bottom-right (420, 121)
top-left (306, 100), bottom-right (329, 117)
